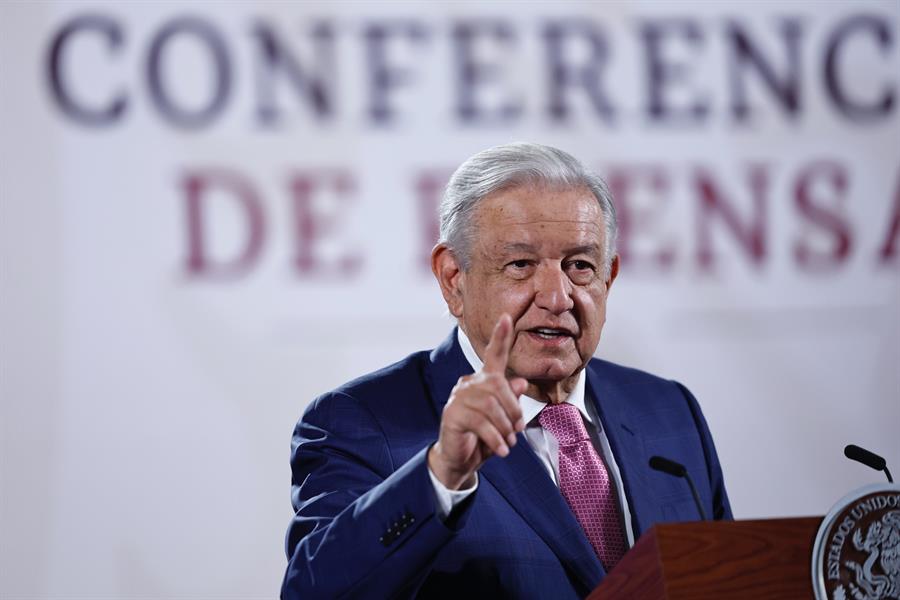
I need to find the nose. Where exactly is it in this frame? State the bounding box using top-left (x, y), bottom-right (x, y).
top-left (533, 263), bottom-right (574, 315)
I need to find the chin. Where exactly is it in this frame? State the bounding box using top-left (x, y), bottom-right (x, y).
top-left (513, 358), bottom-right (580, 383)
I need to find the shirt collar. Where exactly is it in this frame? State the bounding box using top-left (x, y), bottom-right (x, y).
top-left (455, 327), bottom-right (592, 426)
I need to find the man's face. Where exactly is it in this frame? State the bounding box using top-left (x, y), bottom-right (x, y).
top-left (446, 184), bottom-right (617, 396)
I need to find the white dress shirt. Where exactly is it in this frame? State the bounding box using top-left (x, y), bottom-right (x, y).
top-left (427, 328), bottom-right (635, 546)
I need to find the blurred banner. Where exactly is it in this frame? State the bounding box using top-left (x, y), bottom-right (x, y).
top-left (2, 1), bottom-right (898, 598)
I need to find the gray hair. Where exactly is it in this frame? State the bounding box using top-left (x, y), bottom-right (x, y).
top-left (439, 142), bottom-right (618, 277)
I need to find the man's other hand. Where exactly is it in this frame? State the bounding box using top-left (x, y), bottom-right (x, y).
top-left (428, 314), bottom-right (528, 490)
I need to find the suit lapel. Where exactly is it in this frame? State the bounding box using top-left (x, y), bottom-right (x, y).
top-left (424, 330), bottom-right (605, 594)
top-left (422, 329), bottom-right (473, 419)
top-left (584, 364), bottom-right (653, 538)
top-left (480, 442), bottom-right (605, 594)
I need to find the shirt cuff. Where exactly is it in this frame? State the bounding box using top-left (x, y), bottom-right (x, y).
top-left (427, 466), bottom-right (478, 520)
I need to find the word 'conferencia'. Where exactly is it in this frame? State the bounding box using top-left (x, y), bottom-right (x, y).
top-left (47, 12), bottom-right (897, 128)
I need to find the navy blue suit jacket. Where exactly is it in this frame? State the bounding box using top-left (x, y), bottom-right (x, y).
top-left (282, 330), bottom-right (731, 599)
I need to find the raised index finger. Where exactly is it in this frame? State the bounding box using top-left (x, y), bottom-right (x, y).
top-left (483, 314), bottom-right (514, 374)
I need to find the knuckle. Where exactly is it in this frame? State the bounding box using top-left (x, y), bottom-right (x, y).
top-left (484, 372), bottom-right (501, 385)
top-left (484, 373), bottom-right (506, 392)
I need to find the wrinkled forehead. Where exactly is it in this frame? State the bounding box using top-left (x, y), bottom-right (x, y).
top-left (471, 183), bottom-right (604, 239)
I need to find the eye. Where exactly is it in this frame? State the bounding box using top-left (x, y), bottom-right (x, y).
top-left (569, 260), bottom-right (595, 272)
top-left (566, 259), bottom-right (597, 283)
top-left (504, 259), bottom-right (534, 278)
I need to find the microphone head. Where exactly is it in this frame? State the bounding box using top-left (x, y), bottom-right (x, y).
top-left (844, 444), bottom-right (887, 471)
top-left (649, 455), bottom-right (687, 478)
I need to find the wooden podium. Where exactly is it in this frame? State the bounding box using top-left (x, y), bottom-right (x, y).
top-left (589, 517), bottom-right (822, 600)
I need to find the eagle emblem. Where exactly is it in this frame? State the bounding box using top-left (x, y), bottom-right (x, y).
top-left (813, 485), bottom-right (900, 600)
top-left (840, 510), bottom-right (900, 600)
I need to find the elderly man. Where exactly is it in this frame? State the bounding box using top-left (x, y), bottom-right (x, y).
top-left (282, 143), bottom-right (731, 599)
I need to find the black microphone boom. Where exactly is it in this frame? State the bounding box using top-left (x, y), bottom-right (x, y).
top-left (648, 455), bottom-right (708, 521)
top-left (844, 444), bottom-right (894, 483)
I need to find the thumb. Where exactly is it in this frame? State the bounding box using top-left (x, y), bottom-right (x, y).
top-left (509, 377), bottom-right (528, 397)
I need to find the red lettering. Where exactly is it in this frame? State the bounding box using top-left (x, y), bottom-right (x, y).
top-left (289, 171), bottom-right (361, 277)
top-left (181, 169), bottom-right (265, 280)
top-left (607, 165), bottom-right (675, 273)
top-left (793, 161), bottom-right (852, 271)
top-left (695, 165), bottom-right (768, 272)
top-left (877, 169), bottom-right (900, 265)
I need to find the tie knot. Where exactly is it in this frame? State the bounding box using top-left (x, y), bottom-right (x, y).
top-left (538, 402), bottom-right (588, 446)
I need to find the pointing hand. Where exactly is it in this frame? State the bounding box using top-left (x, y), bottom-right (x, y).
top-left (428, 314), bottom-right (528, 490)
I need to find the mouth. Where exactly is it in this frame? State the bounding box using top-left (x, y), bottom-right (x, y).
top-left (526, 327), bottom-right (576, 342)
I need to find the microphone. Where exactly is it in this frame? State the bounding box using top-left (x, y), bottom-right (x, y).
top-left (649, 455), bottom-right (708, 521)
top-left (844, 444), bottom-right (894, 483)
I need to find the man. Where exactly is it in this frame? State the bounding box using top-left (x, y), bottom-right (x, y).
top-left (282, 142), bottom-right (731, 599)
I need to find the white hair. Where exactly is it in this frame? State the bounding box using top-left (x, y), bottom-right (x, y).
top-left (439, 142), bottom-right (618, 276)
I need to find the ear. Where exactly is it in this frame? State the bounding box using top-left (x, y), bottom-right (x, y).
top-left (431, 243), bottom-right (465, 317)
top-left (605, 254), bottom-right (620, 291)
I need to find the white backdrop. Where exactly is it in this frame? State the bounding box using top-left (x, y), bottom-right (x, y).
top-left (2, 1), bottom-right (898, 598)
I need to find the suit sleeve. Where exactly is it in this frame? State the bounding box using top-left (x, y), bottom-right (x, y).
top-left (281, 391), bottom-right (471, 599)
top-left (676, 382), bottom-right (733, 521)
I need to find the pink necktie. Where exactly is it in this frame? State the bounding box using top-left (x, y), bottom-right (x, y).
top-left (539, 402), bottom-right (627, 570)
